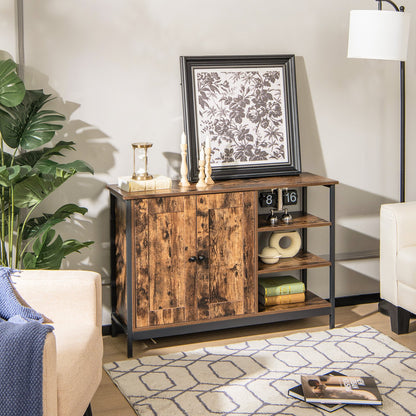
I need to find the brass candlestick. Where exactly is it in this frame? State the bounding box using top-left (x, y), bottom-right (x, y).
top-left (196, 146), bottom-right (207, 188)
top-left (204, 146), bottom-right (214, 185)
top-left (179, 143), bottom-right (190, 187)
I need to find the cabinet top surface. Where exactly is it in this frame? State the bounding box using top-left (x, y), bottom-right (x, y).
top-left (107, 172), bottom-right (338, 200)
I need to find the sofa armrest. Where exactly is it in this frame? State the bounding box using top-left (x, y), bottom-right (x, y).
top-left (380, 201), bottom-right (416, 303)
top-left (13, 270), bottom-right (102, 328)
top-left (381, 201), bottom-right (416, 249)
top-left (43, 331), bottom-right (58, 416)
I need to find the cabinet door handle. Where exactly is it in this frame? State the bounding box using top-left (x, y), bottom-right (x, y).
top-left (198, 255), bottom-right (206, 262)
top-left (188, 256), bottom-right (197, 262)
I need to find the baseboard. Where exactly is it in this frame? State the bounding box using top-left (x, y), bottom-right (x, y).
top-left (334, 293), bottom-right (380, 307)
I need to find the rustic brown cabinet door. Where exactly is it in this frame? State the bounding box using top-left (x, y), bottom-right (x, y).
top-left (196, 192), bottom-right (256, 320)
top-left (133, 192), bottom-right (256, 329)
top-left (134, 196), bottom-right (197, 329)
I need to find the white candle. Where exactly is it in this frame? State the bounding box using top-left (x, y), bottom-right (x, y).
top-left (181, 132), bottom-right (186, 144)
top-left (200, 146), bottom-right (205, 162)
top-left (206, 137), bottom-right (211, 148)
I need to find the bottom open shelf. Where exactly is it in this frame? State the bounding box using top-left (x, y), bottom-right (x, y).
top-left (258, 290), bottom-right (330, 314)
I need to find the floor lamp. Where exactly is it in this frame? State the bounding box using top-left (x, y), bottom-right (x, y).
top-left (347, 0), bottom-right (411, 202)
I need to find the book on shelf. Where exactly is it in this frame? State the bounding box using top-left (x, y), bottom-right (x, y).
top-left (300, 374), bottom-right (382, 405)
top-left (258, 276), bottom-right (305, 297)
top-left (259, 292), bottom-right (305, 306)
top-left (289, 371), bottom-right (346, 413)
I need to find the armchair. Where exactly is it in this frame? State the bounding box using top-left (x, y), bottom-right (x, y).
top-left (380, 201), bottom-right (416, 334)
top-left (13, 270), bottom-right (103, 416)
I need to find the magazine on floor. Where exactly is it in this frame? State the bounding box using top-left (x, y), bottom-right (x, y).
top-left (300, 374), bottom-right (382, 405)
top-left (288, 371), bottom-right (346, 412)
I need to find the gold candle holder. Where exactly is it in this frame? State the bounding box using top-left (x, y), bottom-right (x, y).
top-left (132, 142), bottom-right (153, 180)
top-left (179, 143), bottom-right (190, 187)
top-left (205, 146), bottom-right (214, 185)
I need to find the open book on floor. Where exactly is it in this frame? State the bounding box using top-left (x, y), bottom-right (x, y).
top-left (288, 371), bottom-right (346, 412)
top-left (301, 374), bottom-right (382, 405)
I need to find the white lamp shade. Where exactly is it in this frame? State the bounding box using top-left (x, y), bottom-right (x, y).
top-left (348, 10), bottom-right (411, 61)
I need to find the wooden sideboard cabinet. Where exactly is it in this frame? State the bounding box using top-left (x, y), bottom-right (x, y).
top-left (108, 173), bottom-right (338, 357)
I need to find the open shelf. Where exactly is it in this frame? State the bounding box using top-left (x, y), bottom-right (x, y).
top-left (258, 250), bottom-right (331, 274)
top-left (258, 211), bottom-right (331, 232)
top-left (258, 290), bottom-right (330, 314)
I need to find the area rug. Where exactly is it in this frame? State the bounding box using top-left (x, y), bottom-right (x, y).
top-left (104, 325), bottom-right (416, 415)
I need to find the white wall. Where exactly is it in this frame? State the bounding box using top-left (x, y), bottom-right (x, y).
top-left (0, 2), bottom-right (17, 58)
top-left (2, 0), bottom-right (415, 323)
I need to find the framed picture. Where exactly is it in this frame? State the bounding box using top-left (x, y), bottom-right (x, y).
top-left (180, 55), bottom-right (301, 182)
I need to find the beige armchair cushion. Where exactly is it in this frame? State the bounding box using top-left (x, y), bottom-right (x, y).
top-left (14, 270), bottom-right (103, 416)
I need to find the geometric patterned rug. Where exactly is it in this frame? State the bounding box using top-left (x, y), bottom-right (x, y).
top-left (104, 325), bottom-right (416, 415)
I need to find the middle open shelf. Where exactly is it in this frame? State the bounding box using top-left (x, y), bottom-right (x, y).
top-left (258, 250), bottom-right (331, 274)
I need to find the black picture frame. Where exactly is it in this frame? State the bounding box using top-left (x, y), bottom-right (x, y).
top-left (180, 55), bottom-right (301, 182)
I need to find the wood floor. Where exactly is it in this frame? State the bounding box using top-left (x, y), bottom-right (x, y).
top-left (91, 303), bottom-right (416, 415)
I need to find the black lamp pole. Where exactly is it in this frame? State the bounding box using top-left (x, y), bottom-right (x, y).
top-left (377, 0), bottom-right (406, 202)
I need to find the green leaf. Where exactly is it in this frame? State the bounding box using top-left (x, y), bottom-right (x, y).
top-left (0, 89), bottom-right (65, 150)
top-left (57, 159), bottom-right (94, 174)
top-left (0, 59), bottom-right (25, 107)
top-left (0, 165), bottom-right (31, 187)
top-left (21, 230), bottom-right (93, 270)
top-left (27, 229), bottom-right (65, 269)
top-left (34, 159), bottom-right (94, 175)
top-left (13, 174), bottom-right (71, 208)
top-left (22, 204), bottom-right (88, 240)
top-left (22, 252), bottom-right (36, 269)
top-left (13, 157), bottom-right (93, 208)
top-left (15, 141), bottom-right (76, 167)
top-left (1, 152), bottom-right (13, 167)
top-left (0, 166), bottom-right (10, 186)
top-left (62, 239), bottom-right (93, 257)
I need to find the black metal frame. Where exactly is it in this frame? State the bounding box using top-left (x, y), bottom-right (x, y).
top-left (110, 183), bottom-right (336, 358)
top-left (110, 194), bottom-right (135, 357)
top-left (301, 185), bottom-right (336, 329)
top-left (180, 55), bottom-right (302, 182)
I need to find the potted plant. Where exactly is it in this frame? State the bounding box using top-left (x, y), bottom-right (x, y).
top-left (0, 58), bottom-right (93, 269)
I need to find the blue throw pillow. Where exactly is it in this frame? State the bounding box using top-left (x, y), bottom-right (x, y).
top-left (0, 267), bottom-right (44, 323)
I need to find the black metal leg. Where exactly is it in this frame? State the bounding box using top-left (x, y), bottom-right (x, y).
top-left (127, 334), bottom-right (133, 358)
top-left (83, 404), bottom-right (93, 416)
top-left (110, 194), bottom-right (117, 337)
top-left (301, 187), bottom-right (308, 288)
top-left (329, 184), bottom-right (336, 329)
top-left (390, 305), bottom-right (411, 334)
top-left (111, 316), bottom-right (118, 337)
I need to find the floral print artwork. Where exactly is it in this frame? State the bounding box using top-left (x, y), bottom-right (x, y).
top-left (194, 66), bottom-right (289, 168)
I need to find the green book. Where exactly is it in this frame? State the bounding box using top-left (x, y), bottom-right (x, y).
top-left (258, 276), bottom-right (305, 297)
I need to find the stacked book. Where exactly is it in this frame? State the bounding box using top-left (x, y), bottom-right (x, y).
top-left (258, 275), bottom-right (305, 306)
